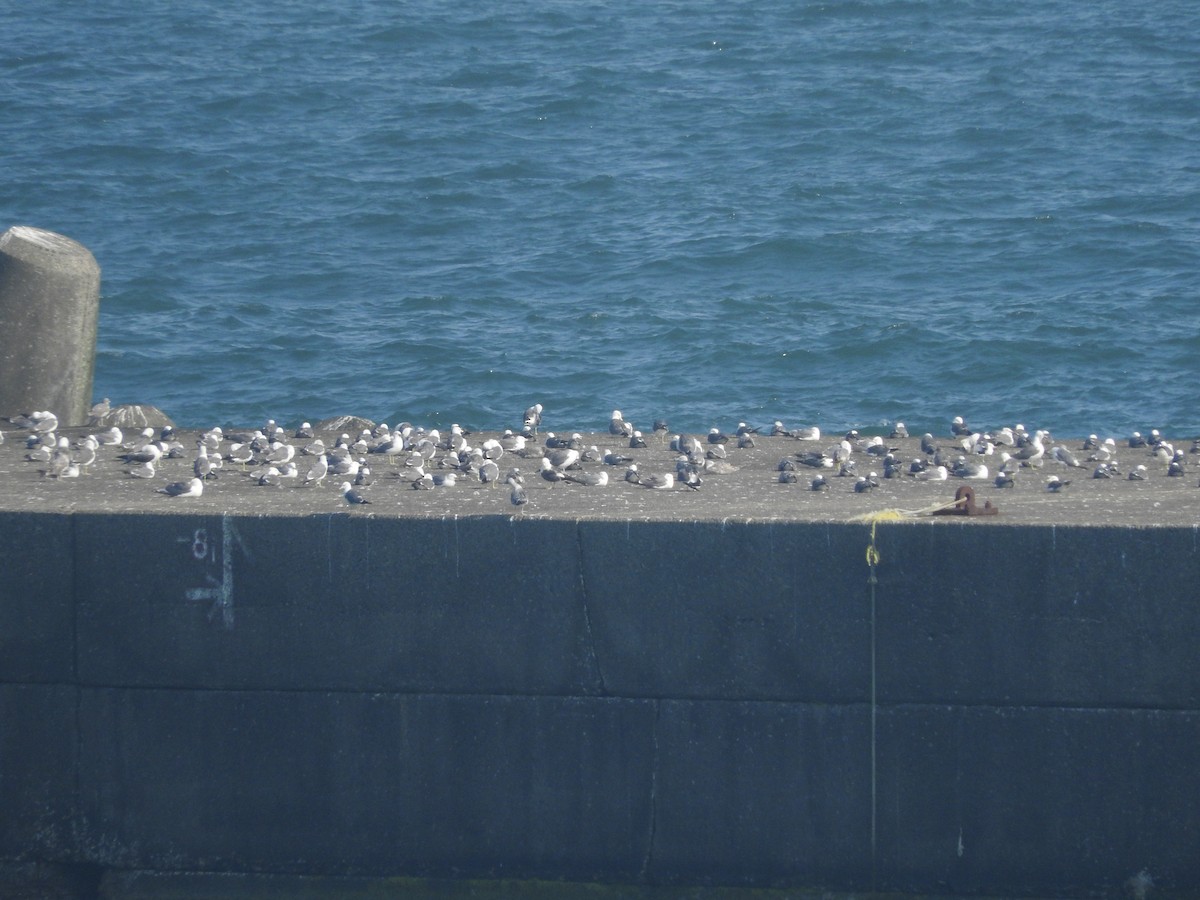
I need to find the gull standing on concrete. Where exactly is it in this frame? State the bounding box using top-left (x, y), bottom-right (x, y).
top-left (507, 474), bottom-right (529, 511)
top-left (479, 459), bottom-right (501, 487)
top-left (303, 453), bottom-right (329, 487)
top-left (523, 403), bottom-right (543, 434)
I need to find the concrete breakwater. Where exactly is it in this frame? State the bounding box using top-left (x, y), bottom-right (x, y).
top-left (2, 427), bottom-right (1199, 898)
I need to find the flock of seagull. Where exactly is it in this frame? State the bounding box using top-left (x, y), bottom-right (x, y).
top-left (4, 404), bottom-right (1198, 512)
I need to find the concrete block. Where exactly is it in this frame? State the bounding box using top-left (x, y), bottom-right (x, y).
top-left (0, 226), bottom-right (100, 425)
top-left (875, 704), bottom-right (1200, 896)
top-left (78, 687), bottom-right (657, 880)
top-left (0, 512), bottom-right (74, 683)
top-left (579, 521), bottom-right (871, 702)
top-left (876, 523), bottom-right (1200, 708)
top-left (649, 699), bottom-right (872, 887)
top-left (0, 684), bottom-right (78, 859)
top-left (75, 513), bottom-right (597, 694)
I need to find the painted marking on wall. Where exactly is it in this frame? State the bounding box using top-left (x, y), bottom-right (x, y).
top-left (184, 514), bottom-right (250, 629)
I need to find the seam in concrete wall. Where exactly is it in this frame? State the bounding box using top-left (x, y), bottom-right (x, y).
top-left (574, 520), bottom-right (607, 695)
top-left (639, 698), bottom-right (661, 881)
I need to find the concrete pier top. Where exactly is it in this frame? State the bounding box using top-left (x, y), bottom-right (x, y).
top-left (2, 421), bottom-right (1197, 526)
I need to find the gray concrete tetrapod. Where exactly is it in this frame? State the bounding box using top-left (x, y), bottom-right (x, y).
top-left (0, 226), bottom-right (101, 426)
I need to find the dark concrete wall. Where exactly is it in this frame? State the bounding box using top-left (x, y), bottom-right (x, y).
top-left (2, 511), bottom-right (1198, 896)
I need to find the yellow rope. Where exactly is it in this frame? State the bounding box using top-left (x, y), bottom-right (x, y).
top-left (849, 494), bottom-right (967, 524)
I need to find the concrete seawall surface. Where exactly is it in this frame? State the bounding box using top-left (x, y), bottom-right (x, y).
top-left (2, 426), bottom-right (1198, 897)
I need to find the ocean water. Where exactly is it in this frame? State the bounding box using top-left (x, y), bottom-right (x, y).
top-left (4, 0), bottom-right (1198, 437)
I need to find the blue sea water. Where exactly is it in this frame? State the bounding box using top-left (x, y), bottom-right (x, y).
top-left (4, 0), bottom-right (1198, 437)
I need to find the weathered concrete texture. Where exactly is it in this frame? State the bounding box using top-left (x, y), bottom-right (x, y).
top-left (74, 513), bottom-right (600, 694)
top-left (0, 684), bottom-right (77, 860)
top-left (3, 504), bottom-right (1200, 897)
top-left (875, 523), bottom-right (1200, 708)
top-left (0, 511), bottom-right (74, 682)
top-left (651, 701), bottom-right (872, 889)
top-left (578, 520), bottom-right (872, 702)
top-left (0, 226), bottom-right (100, 425)
top-left (78, 688), bottom-right (657, 881)
top-left (876, 705), bottom-right (1200, 897)
top-left (0, 427), bottom-right (1198, 527)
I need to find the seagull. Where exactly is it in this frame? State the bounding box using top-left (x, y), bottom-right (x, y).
top-left (882, 454), bottom-right (903, 479)
top-left (564, 470), bottom-right (609, 487)
top-left (1046, 475), bottom-right (1070, 492)
top-left (499, 431), bottom-right (526, 452)
top-left (72, 436), bottom-right (98, 470)
top-left (854, 473), bottom-right (880, 493)
top-left (157, 477), bottom-right (203, 498)
top-left (707, 427), bottom-right (730, 445)
top-left (545, 447), bottom-right (580, 470)
top-left (341, 481), bottom-right (370, 504)
top-left (507, 474), bottom-right (529, 511)
top-left (1052, 445), bottom-right (1085, 468)
top-left (523, 403), bottom-right (543, 434)
top-left (194, 444), bottom-right (220, 480)
top-left (88, 398), bottom-right (110, 421)
top-left (952, 457), bottom-right (989, 480)
top-left (119, 439), bottom-right (162, 466)
top-left (796, 451), bottom-right (833, 469)
top-left (32, 411), bottom-right (59, 434)
top-left (127, 460), bottom-right (157, 479)
top-left (225, 442), bottom-right (254, 466)
top-left (1167, 451), bottom-right (1186, 477)
top-left (96, 426), bottom-right (123, 446)
top-left (640, 472), bottom-right (674, 490)
top-left (540, 457), bottom-right (568, 484)
top-left (603, 450), bottom-right (634, 466)
top-left (479, 460), bottom-right (501, 487)
top-left (810, 474), bottom-right (829, 491)
top-left (609, 410), bottom-right (633, 436)
top-left (303, 454), bottom-right (329, 487)
top-left (1127, 465), bottom-right (1148, 481)
top-left (770, 421), bottom-right (793, 437)
top-left (994, 470), bottom-right (1016, 488)
top-left (951, 416), bottom-right (971, 436)
top-left (1013, 430), bottom-right (1046, 466)
top-left (257, 466), bottom-right (283, 487)
top-left (266, 441), bottom-right (295, 466)
top-left (793, 426), bottom-right (821, 442)
top-left (628, 430), bottom-right (647, 449)
top-left (889, 422), bottom-right (909, 439)
top-left (779, 470), bottom-right (798, 484)
top-left (39, 438), bottom-right (74, 477)
top-left (624, 464), bottom-right (641, 484)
